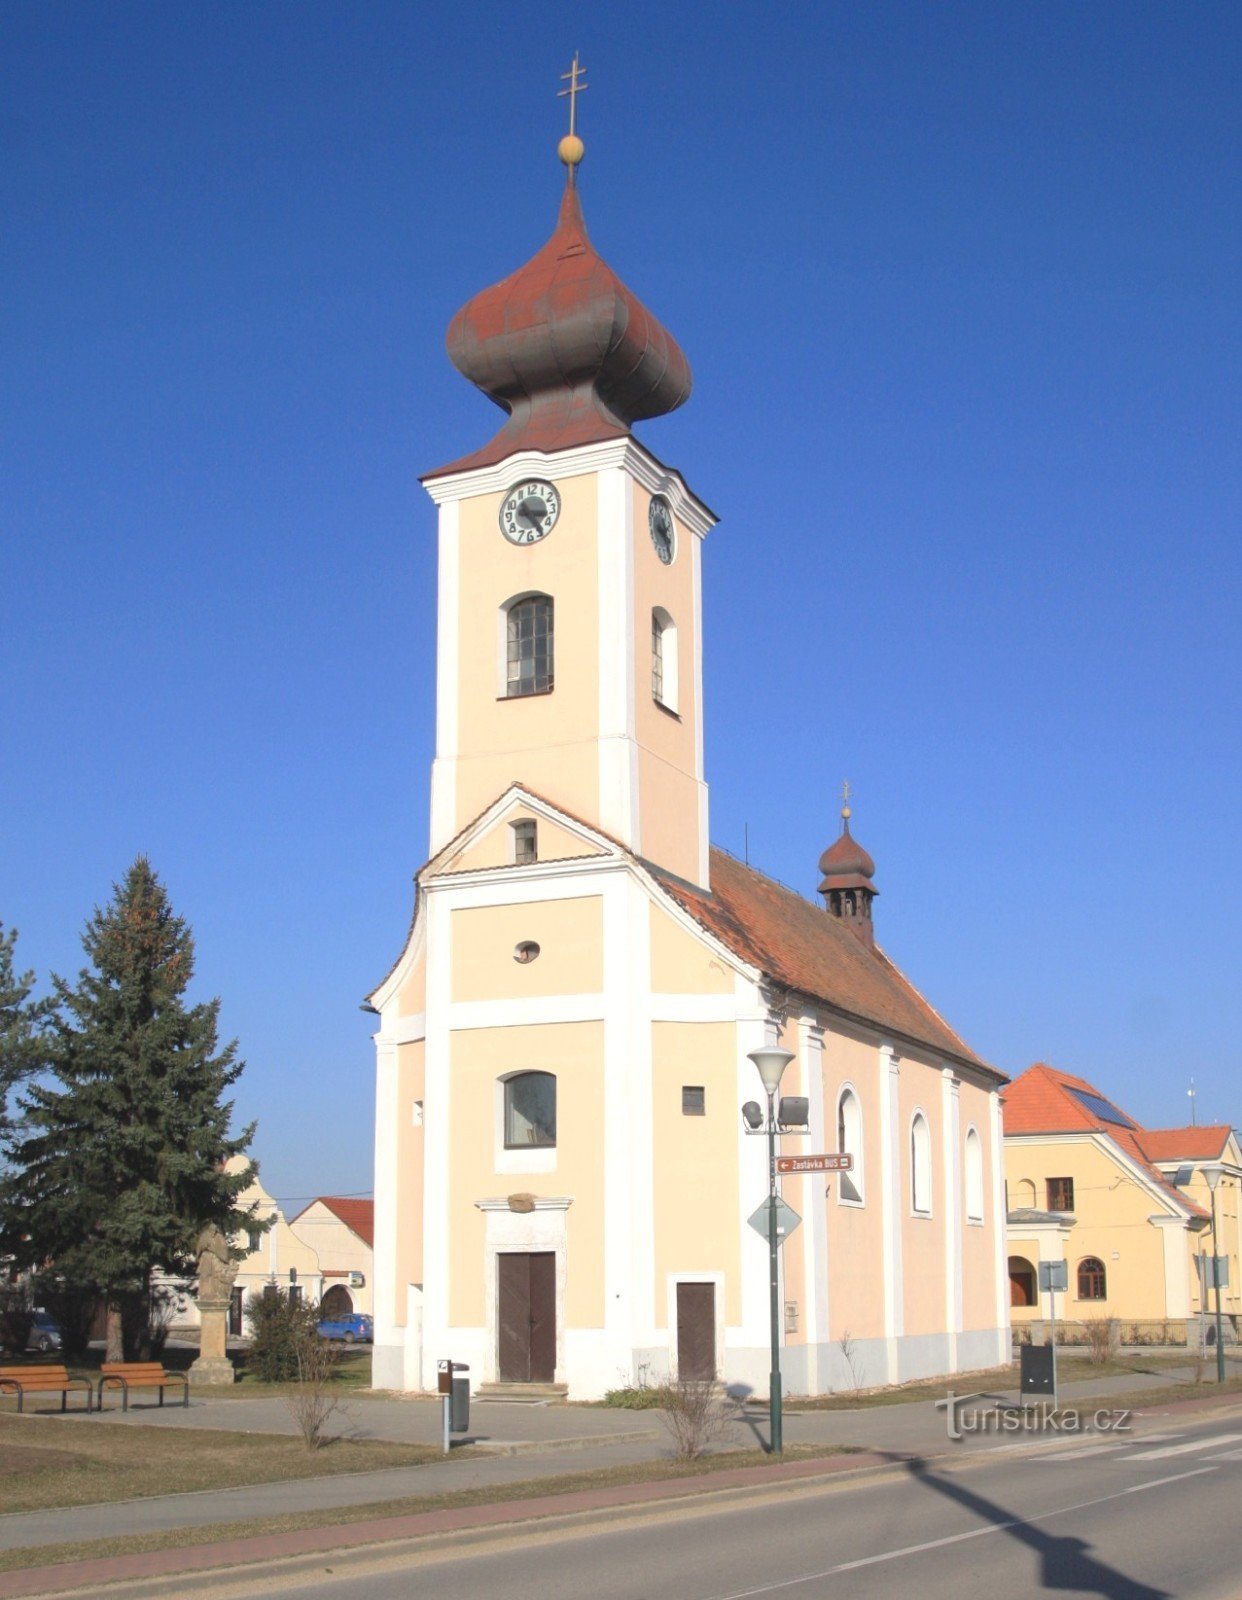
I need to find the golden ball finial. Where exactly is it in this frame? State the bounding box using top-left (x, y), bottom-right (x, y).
top-left (841, 804), bottom-right (852, 823)
top-left (558, 133), bottom-right (584, 169)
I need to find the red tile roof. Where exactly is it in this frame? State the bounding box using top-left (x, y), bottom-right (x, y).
top-left (656, 848), bottom-right (999, 1079)
top-left (295, 1197), bottom-right (374, 1248)
top-left (1141, 1125), bottom-right (1234, 1163)
top-left (1003, 1064), bottom-right (1209, 1217)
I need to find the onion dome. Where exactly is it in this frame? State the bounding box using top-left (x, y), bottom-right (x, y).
top-left (429, 176), bottom-right (692, 477)
top-left (819, 796), bottom-right (878, 944)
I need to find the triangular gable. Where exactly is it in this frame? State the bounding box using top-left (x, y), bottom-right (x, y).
top-left (429, 789), bottom-right (611, 879)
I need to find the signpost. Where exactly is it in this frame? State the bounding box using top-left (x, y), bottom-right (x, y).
top-left (748, 1196), bottom-right (801, 1242)
top-left (1038, 1259), bottom-right (1068, 1407)
top-left (775, 1153), bottom-right (854, 1175)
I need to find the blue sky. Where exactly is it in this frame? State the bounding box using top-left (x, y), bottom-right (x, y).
top-left (3, 3), bottom-right (1238, 1209)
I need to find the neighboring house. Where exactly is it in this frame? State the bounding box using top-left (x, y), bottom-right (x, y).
top-left (1003, 1063), bottom-right (1240, 1344)
top-left (166, 1167), bottom-right (373, 1334)
top-left (367, 148), bottom-right (1012, 1400)
top-left (288, 1197), bottom-right (374, 1318)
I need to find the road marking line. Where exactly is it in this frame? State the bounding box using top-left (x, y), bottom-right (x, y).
top-left (1036, 1443), bottom-right (1130, 1462)
top-left (1205, 1447), bottom-right (1242, 1461)
top-left (707, 1466), bottom-right (1220, 1599)
top-left (1128, 1431), bottom-right (1242, 1461)
top-left (1124, 1468), bottom-right (1217, 1492)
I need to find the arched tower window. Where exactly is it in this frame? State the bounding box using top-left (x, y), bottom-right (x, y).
top-left (504, 594), bottom-right (554, 697)
top-left (651, 607), bottom-right (678, 712)
top-left (503, 1071), bottom-right (556, 1148)
top-left (911, 1112), bottom-right (932, 1214)
top-left (836, 1087), bottom-right (864, 1204)
top-left (1077, 1257), bottom-right (1107, 1301)
top-left (964, 1126), bottom-right (984, 1221)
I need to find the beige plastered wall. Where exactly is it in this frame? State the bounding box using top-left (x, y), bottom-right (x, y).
top-left (390, 1037), bottom-right (425, 1321)
top-left (898, 1052), bottom-right (951, 1338)
top-left (651, 1019), bottom-right (743, 1326)
top-left (448, 1021), bottom-right (605, 1329)
top-left (632, 483), bottom-right (702, 884)
top-left (453, 477), bottom-right (600, 833)
top-left (648, 901), bottom-right (734, 994)
top-left (958, 1077), bottom-right (1000, 1331)
top-left (1179, 1167), bottom-right (1241, 1324)
top-left (450, 896), bottom-right (604, 1003)
top-left (820, 1028), bottom-right (887, 1343)
top-left (1006, 1138), bottom-right (1183, 1324)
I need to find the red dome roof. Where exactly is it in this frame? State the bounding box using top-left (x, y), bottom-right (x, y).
top-left (818, 819), bottom-right (876, 887)
top-left (429, 181), bottom-right (692, 477)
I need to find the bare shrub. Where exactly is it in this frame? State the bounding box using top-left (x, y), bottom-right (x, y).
top-left (1083, 1317), bottom-right (1119, 1365)
top-left (659, 1378), bottom-right (737, 1459)
top-left (286, 1332), bottom-right (346, 1450)
top-left (838, 1330), bottom-right (864, 1392)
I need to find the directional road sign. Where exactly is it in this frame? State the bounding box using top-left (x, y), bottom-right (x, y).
top-left (747, 1196), bottom-right (801, 1243)
top-left (776, 1154), bottom-right (853, 1175)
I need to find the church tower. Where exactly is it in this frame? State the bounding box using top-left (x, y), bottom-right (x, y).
top-left (422, 102), bottom-right (714, 887)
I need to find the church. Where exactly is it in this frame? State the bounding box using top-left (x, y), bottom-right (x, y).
top-left (368, 104), bottom-right (1009, 1398)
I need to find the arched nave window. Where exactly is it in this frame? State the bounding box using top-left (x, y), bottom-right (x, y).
top-left (910, 1112), bottom-right (932, 1215)
top-left (964, 1126), bottom-right (985, 1221)
top-left (503, 594), bottom-right (554, 697)
top-left (836, 1086), bottom-right (864, 1204)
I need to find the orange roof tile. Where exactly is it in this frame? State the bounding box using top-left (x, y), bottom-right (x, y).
top-left (655, 849), bottom-right (999, 1079)
top-left (1003, 1064), bottom-right (1208, 1218)
top-left (1141, 1125), bottom-right (1234, 1163)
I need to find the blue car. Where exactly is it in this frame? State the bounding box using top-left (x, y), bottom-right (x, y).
top-left (317, 1312), bottom-right (373, 1344)
top-left (27, 1311), bottom-right (62, 1354)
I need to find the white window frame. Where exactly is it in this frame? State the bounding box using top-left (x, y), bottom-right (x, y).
top-left (911, 1110), bottom-right (933, 1216)
top-left (836, 1084), bottom-right (865, 1206)
top-left (651, 606), bottom-right (679, 713)
top-left (499, 592), bottom-right (554, 699)
top-left (494, 1070), bottom-right (557, 1174)
top-left (964, 1124), bottom-right (985, 1223)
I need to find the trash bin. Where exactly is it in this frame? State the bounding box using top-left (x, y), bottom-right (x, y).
top-left (451, 1368), bottom-right (470, 1433)
top-left (1020, 1343), bottom-right (1054, 1398)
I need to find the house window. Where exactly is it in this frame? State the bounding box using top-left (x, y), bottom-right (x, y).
top-left (504, 1071), bottom-right (556, 1148)
top-left (505, 595), bottom-right (553, 697)
top-left (651, 607), bottom-right (678, 712)
top-left (246, 1228), bottom-right (262, 1255)
top-left (911, 1112), bottom-right (932, 1214)
top-left (1047, 1176), bottom-right (1074, 1213)
top-left (836, 1087), bottom-right (863, 1203)
top-left (964, 1127), bottom-right (984, 1221)
top-left (1077, 1256), bottom-right (1107, 1301)
top-left (511, 819), bottom-right (537, 865)
top-left (682, 1085), bottom-right (706, 1116)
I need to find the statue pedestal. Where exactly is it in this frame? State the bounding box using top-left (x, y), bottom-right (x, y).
top-left (189, 1295), bottom-right (236, 1386)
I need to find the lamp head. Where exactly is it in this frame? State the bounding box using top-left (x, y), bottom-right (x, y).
top-left (1201, 1162), bottom-right (1226, 1192)
top-left (747, 1045), bottom-right (794, 1095)
top-left (741, 1100), bottom-right (764, 1130)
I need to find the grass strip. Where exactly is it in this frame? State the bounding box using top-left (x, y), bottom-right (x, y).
top-left (0, 1445), bottom-right (852, 1576)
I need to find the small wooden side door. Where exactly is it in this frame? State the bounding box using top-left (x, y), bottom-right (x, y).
top-left (676, 1282), bottom-right (716, 1381)
top-left (497, 1252), bottom-right (557, 1383)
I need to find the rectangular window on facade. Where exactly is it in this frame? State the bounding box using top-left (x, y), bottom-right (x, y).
top-left (288, 1285), bottom-right (303, 1307)
top-left (506, 596), bottom-right (554, 696)
top-left (682, 1085), bottom-right (706, 1116)
top-left (512, 819), bottom-right (537, 865)
top-left (1047, 1176), bottom-right (1074, 1212)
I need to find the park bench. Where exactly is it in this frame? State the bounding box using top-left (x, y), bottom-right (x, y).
top-left (97, 1361), bottom-right (190, 1412)
top-left (0, 1364), bottom-right (93, 1414)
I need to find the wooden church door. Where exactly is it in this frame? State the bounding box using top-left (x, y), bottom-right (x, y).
top-left (497, 1252), bottom-right (556, 1382)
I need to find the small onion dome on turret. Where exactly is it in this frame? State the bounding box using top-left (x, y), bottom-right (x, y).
top-left (818, 815), bottom-right (876, 891)
top-left (429, 176), bottom-right (692, 478)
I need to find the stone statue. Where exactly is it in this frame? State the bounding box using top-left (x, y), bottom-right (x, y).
top-left (189, 1223), bottom-right (240, 1387)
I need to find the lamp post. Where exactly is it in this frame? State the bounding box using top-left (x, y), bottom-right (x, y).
top-left (747, 1045), bottom-right (794, 1454)
top-left (1201, 1163), bottom-right (1227, 1384)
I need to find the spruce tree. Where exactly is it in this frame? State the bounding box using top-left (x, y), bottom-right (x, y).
top-left (1, 859), bottom-right (259, 1359)
top-left (0, 922), bottom-right (53, 1132)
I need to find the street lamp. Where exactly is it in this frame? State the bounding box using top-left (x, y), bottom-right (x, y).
top-left (747, 1044), bottom-right (794, 1454)
top-left (1200, 1163), bottom-right (1227, 1384)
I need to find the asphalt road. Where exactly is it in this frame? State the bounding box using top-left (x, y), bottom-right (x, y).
top-left (186, 1412), bottom-right (1242, 1600)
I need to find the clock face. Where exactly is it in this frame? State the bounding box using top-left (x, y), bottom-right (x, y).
top-left (500, 480), bottom-right (560, 544)
top-left (649, 495), bottom-right (675, 564)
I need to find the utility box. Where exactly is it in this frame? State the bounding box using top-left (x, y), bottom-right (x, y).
top-left (1020, 1343), bottom-right (1055, 1398)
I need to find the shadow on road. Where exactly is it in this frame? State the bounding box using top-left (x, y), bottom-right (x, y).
top-left (907, 1460), bottom-right (1172, 1600)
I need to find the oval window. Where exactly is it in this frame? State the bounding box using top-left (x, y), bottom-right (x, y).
top-left (514, 941), bottom-right (541, 964)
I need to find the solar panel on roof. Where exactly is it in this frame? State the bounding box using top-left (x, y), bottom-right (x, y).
top-left (1070, 1088), bottom-right (1135, 1128)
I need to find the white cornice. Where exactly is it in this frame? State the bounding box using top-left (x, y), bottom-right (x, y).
top-left (421, 438), bottom-right (717, 538)
top-left (424, 854), bottom-right (627, 893)
top-left (475, 1196), bottom-right (573, 1213)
